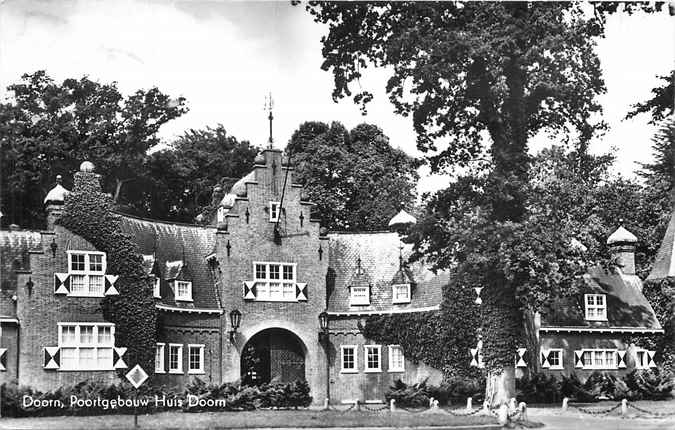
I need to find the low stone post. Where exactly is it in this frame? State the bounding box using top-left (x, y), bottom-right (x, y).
top-left (621, 399), bottom-right (628, 417)
top-left (430, 399), bottom-right (439, 412)
top-left (519, 402), bottom-right (527, 421)
top-left (354, 400), bottom-right (360, 411)
top-left (466, 397), bottom-right (472, 411)
top-left (562, 397), bottom-right (569, 411)
top-left (497, 404), bottom-right (509, 426)
top-left (324, 398), bottom-right (329, 410)
top-left (390, 399), bottom-right (396, 412)
top-left (429, 397), bottom-right (435, 408)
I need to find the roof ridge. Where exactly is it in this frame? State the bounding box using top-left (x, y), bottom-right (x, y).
top-left (114, 211), bottom-right (216, 229)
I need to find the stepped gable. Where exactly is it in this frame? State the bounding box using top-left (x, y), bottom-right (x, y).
top-left (0, 230), bottom-right (42, 317)
top-left (541, 268), bottom-right (661, 330)
top-left (116, 214), bottom-right (219, 309)
top-left (327, 231), bottom-right (447, 312)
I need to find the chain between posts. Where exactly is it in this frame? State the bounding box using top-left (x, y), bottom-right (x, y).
top-left (569, 403), bottom-right (622, 415)
top-left (627, 403), bottom-right (675, 418)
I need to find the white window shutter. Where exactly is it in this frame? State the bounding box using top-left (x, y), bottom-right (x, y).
top-left (617, 350), bottom-right (627, 368)
top-left (54, 273), bottom-right (70, 294)
top-left (574, 350), bottom-right (584, 369)
top-left (296, 283), bottom-right (307, 301)
top-left (647, 350), bottom-right (657, 368)
top-left (104, 275), bottom-right (119, 295)
top-left (516, 348), bottom-right (527, 368)
top-left (43, 346), bottom-right (60, 369)
top-left (243, 281), bottom-right (256, 300)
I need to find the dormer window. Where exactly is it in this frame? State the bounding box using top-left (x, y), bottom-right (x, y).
top-left (392, 283), bottom-right (411, 304)
top-left (175, 281), bottom-right (193, 301)
top-left (269, 202), bottom-right (281, 222)
top-left (153, 276), bottom-right (161, 298)
top-left (350, 285), bottom-right (370, 306)
top-left (584, 294), bottom-right (607, 321)
top-left (67, 251), bottom-right (106, 297)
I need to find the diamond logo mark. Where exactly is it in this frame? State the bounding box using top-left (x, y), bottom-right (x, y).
top-left (125, 364), bottom-right (148, 389)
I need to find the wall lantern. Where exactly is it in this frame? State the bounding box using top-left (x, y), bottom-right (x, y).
top-left (229, 309), bottom-right (242, 342)
top-left (318, 311), bottom-right (329, 342)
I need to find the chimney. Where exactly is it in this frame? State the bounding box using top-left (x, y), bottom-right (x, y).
top-left (44, 175), bottom-right (69, 230)
top-left (607, 225), bottom-right (638, 275)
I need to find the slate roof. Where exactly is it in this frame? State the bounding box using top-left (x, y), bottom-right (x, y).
top-left (116, 214), bottom-right (219, 309)
top-left (327, 232), bottom-right (447, 313)
top-left (541, 268), bottom-right (662, 330)
top-left (647, 210), bottom-right (675, 281)
top-left (0, 230), bottom-right (43, 317)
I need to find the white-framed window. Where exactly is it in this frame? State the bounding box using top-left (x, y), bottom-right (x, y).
top-left (155, 343), bottom-right (165, 373)
top-left (548, 349), bottom-right (564, 370)
top-left (269, 201), bottom-right (281, 222)
top-left (153, 276), bottom-right (161, 299)
top-left (364, 345), bottom-right (382, 373)
top-left (584, 294), bottom-right (607, 321)
top-left (188, 344), bottom-right (205, 374)
top-left (581, 349), bottom-right (617, 369)
top-left (349, 285), bottom-right (370, 306)
top-left (58, 323), bottom-right (114, 371)
top-left (253, 262), bottom-right (297, 301)
top-left (392, 284), bottom-right (411, 304)
top-left (388, 345), bottom-right (405, 372)
top-left (67, 251), bottom-right (107, 297)
top-left (175, 281), bottom-right (192, 301)
top-left (168, 344), bottom-right (183, 373)
top-left (633, 348), bottom-right (649, 369)
top-left (217, 206), bottom-right (225, 223)
top-left (340, 345), bottom-right (357, 373)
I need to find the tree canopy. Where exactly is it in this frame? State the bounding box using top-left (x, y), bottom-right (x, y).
top-left (145, 125), bottom-right (259, 223)
top-left (0, 71), bottom-right (187, 228)
top-left (288, 121), bottom-right (420, 231)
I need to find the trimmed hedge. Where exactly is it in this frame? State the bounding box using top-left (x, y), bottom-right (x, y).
top-left (0, 378), bottom-right (312, 417)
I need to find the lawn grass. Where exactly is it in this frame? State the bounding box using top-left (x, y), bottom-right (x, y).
top-left (0, 408), bottom-right (499, 429)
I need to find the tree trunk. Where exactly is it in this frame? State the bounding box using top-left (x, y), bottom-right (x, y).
top-left (485, 367), bottom-right (516, 407)
top-left (523, 310), bottom-right (540, 375)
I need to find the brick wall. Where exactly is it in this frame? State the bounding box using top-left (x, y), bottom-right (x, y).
top-left (15, 227), bottom-right (117, 390)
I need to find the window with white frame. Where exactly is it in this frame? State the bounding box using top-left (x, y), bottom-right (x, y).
top-left (388, 345), bottom-right (405, 372)
top-left (633, 348), bottom-right (649, 369)
top-left (168, 344), bottom-right (183, 373)
top-left (548, 349), bottom-right (564, 370)
top-left (364, 345), bottom-right (382, 372)
top-left (391, 284), bottom-right (411, 304)
top-left (269, 202), bottom-right (281, 222)
top-left (188, 344), bottom-right (205, 374)
top-left (153, 276), bottom-right (161, 298)
top-left (67, 251), bottom-right (106, 297)
top-left (58, 323), bottom-right (114, 370)
top-left (253, 262), bottom-right (296, 301)
top-left (581, 349), bottom-right (617, 369)
top-left (155, 343), bottom-right (165, 373)
top-left (584, 294), bottom-right (607, 321)
top-left (349, 285), bottom-right (370, 306)
top-left (341, 345), bottom-right (357, 373)
top-left (175, 281), bottom-right (192, 301)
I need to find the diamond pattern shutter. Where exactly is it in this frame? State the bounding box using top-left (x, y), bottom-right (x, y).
top-left (516, 348), bottom-right (528, 368)
top-left (617, 350), bottom-right (627, 368)
top-left (113, 347), bottom-right (128, 369)
top-left (574, 350), bottom-right (584, 369)
top-left (296, 283), bottom-right (307, 301)
top-left (104, 275), bottom-right (119, 295)
top-left (243, 281), bottom-right (256, 300)
top-left (43, 347), bottom-right (60, 369)
top-left (54, 273), bottom-right (70, 294)
top-left (647, 350), bottom-right (657, 368)
top-left (0, 348), bottom-right (6, 371)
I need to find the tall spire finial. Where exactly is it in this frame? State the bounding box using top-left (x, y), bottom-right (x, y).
top-left (264, 92), bottom-right (274, 148)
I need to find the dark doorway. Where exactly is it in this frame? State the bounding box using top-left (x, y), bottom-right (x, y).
top-left (241, 328), bottom-right (306, 386)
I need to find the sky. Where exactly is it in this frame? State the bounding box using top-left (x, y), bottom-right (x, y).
top-left (0, 0), bottom-right (673, 195)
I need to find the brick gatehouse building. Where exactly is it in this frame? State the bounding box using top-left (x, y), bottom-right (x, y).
top-left (0, 147), bottom-right (665, 404)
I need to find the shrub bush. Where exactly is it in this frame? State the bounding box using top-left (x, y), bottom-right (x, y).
top-left (384, 377), bottom-right (485, 407)
top-left (516, 372), bottom-right (561, 404)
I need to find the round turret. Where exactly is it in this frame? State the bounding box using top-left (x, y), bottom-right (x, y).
top-left (80, 161), bottom-right (95, 172)
top-left (607, 226), bottom-right (637, 245)
top-left (388, 209), bottom-right (417, 230)
top-left (43, 175), bottom-right (70, 204)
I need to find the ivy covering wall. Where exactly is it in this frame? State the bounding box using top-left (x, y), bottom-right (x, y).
top-left (361, 276), bottom-right (484, 378)
top-left (57, 170), bottom-right (157, 373)
top-left (631, 278), bottom-right (674, 373)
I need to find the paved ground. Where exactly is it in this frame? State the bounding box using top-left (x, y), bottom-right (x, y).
top-left (527, 407), bottom-right (675, 430)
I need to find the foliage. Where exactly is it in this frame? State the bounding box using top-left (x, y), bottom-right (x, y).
top-left (183, 378), bottom-right (312, 412)
top-left (516, 373), bottom-right (562, 404)
top-left (622, 369), bottom-right (675, 401)
top-left (57, 170), bottom-right (157, 373)
top-left (626, 71), bottom-right (674, 125)
top-left (0, 71), bottom-right (187, 228)
top-left (638, 279), bottom-right (675, 373)
top-left (361, 282), bottom-right (481, 377)
top-left (145, 124), bottom-right (258, 223)
top-left (288, 121), bottom-right (420, 230)
top-left (0, 380), bottom-right (179, 417)
top-left (638, 120), bottom-right (675, 198)
top-left (385, 377), bottom-right (485, 407)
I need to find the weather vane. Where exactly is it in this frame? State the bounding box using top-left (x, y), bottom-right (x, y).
top-left (264, 92), bottom-right (274, 148)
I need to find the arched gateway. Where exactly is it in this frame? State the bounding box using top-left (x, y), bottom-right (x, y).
top-left (241, 328), bottom-right (307, 385)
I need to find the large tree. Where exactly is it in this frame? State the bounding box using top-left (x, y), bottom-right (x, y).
top-left (0, 71), bottom-right (187, 228)
top-left (287, 121), bottom-right (420, 231)
top-left (144, 125), bottom-right (259, 223)
top-left (304, 2), bottom-right (649, 403)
